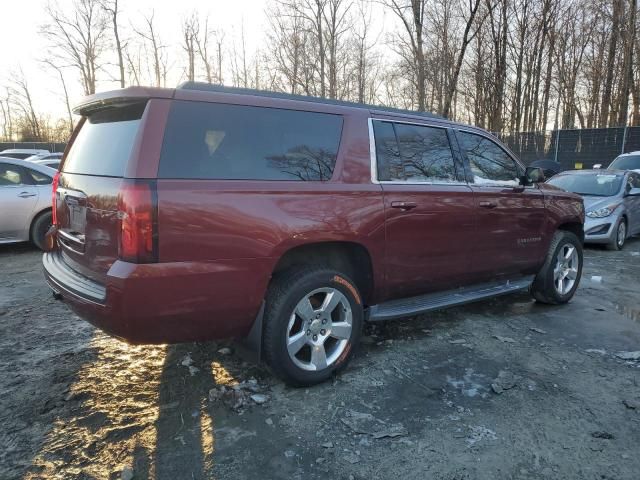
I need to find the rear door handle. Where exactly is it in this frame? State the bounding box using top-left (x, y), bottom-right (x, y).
top-left (391, 201), bottom-right (417, 211)
top-left (18, 192), bottom-right (36, 198)
top-left (479, 201), bottom-right (497, 209)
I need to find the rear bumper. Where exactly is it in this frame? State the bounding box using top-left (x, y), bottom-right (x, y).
top-left (43, 251), bottom-right (272, 344)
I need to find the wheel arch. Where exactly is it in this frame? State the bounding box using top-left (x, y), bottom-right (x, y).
top-left (29, 207), bottom-right (52, 241)
top-left (271, 241), bottom-right (375, 306)
top-left (557, 221), bottom-right (584, 244)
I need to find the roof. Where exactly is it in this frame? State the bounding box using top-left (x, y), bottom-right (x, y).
top-left (0, 156), bottom-right (57, 175)
top-left (177, 82), bottom-right (443, 120)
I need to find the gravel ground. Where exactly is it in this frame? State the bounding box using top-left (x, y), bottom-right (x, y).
top-left (1, 239), bottom-right (639, 480)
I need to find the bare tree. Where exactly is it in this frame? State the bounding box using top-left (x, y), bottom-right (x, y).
top-left (100, 0), bottom-right (125, 88)
top-left (182, 13), bottom-right (199, 83)
top-left (383, 0), bottom-right (427, 110)
top-left (9, 69), bottom-right (42, 140)
top-left (133, 11), bottom-right (167, 87)
top-left (42, 0), bottom-right (109, 95)
top-left (43, 61), bottom-right (75, 135)
top-left (441, 0), bottom-right (483, 117)
top-left (195, 16), bottom-right (223, 84)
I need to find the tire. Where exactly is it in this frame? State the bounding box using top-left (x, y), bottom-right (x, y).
top-left (606, 218), bottom-right (626, 251)
top-left (262, 266), bottom-right (364, 387)
top-left (30, 210), bottom-right (52, 251)
top-left (530, 230), bottom-right (583, 305)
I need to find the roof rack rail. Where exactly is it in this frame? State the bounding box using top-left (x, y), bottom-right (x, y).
top-left (177, 82), bottom-right (442, 119)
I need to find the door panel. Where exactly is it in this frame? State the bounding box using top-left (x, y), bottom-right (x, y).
top-left (382, 184), bottom-right (476, 299)
top-left (471, 186), bottom-right (546, 277)
top-left (626, 173), bottom-right (640, 235)
top-left (0, 164), bottom-right (39, 241)
top-left (454, 130), bottom-right (547, 278)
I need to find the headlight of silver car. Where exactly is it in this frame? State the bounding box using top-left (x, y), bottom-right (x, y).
top-left (586, 204), bottom-right (619, 218)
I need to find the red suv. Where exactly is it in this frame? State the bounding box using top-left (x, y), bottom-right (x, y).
top-left (43, 83), bottom-right (585, 385)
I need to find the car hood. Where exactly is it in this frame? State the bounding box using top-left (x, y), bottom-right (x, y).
top-left (582, 196), bottom-right (620, 211)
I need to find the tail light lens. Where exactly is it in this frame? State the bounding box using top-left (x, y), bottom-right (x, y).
top-left (51, 172), bottom-right (60, 226)
top-left (117, 180), bottom-right (158, 263)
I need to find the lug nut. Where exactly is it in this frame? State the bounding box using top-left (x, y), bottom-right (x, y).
top-left (320, 329), bottom-right (326, 335)
top-left (306, 329), bottom-right (311, 336)
top-left (321, 319), bottom-right (327, 324)
top-left (313, 334), bottom-right (318, 341)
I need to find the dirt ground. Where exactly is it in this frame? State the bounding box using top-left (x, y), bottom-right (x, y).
top-left (1, 240), bottom-right (639, 480)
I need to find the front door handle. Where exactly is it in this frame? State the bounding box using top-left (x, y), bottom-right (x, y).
top-left (18, 192), bottom-right (36, 198)
top-left (479, 201), bottom-right (497, 209)
top-left (391, 201), bottom-right (417, 211)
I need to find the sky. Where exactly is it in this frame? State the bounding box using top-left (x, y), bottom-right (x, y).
top-left (0, 0), bottom-right (273, 119)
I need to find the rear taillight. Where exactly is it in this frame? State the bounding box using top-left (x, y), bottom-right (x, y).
top-left (117, 180), bottom-right (158, 263)
top-left (51, 172), bottom-right (60, 226)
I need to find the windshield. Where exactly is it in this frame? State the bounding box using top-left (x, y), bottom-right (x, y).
top-left (548, 173), bottom-right (623, 197)
top-left (609, 155), bottom-right (640, 170)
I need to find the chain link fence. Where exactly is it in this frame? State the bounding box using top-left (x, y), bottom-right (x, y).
top-left (497, 126), bottom-right (640, 171)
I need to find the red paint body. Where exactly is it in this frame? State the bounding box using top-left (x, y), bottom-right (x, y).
top-left (43, 86), bottom-right (584, 344)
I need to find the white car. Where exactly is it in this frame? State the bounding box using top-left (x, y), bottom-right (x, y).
top-left (0, 157), bottom-right (56, 249)
top-left (0, 148), bottom-right (50, 160)
top-left (607, 151), bottom-right (640, 173)
top-left (33, 158), bottom-right (62, 170)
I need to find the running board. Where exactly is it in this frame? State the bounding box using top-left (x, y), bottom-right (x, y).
top-left (367, 277), bottom-right (534, 322)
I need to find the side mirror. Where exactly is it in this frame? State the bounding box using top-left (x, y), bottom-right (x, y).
top-left (628, 187), bottom-right (640, 196)
top-left (520, 167), bottom-right (546, 186)
top-left (593, 164), bottom-right (602, 169)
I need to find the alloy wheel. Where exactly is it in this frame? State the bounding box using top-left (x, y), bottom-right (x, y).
top-left (553, 244), bottom-right (579, 295)
top-left (617, 221), bottom-right (626, 248)
top-left (286, 288), bottom-right (352, 371)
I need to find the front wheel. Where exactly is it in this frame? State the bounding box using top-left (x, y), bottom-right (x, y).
top-left (530, 231), bottom-right (583, 305)
top-left (262, 266), bottom-right (363, 386)
top-left (606, 218), bottom-right (626, 251)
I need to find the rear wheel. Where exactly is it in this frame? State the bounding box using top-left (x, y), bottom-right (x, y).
top-left (530, 231), bottom-right (583, 305)
top-left (30, 211), bottom-right (52, 251)
top-left (262, 266), bottom-right (363, 386)
top-left (606, 218), bottom-right (626, 251)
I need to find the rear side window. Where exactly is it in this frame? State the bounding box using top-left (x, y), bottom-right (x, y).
top-left (0, 163), bottom-right (28, 185)
top-left (159, 101), bottom-right (343, 181)
top-left (374, 120), bottom-right (457, 182)
top-left (27, 169), bottom-right (52, 185)
top-left (63, 103), bottom-right (145, 177)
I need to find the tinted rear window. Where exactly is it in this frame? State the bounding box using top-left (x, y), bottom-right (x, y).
top-left (159, 101), bottom-right (343, 181)
top-left (62, 103), bottom-right (145, 177)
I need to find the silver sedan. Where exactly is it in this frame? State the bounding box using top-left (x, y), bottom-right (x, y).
top-left (547, 169), bottom-right (640, 250)
top-left (0, 157), bottom-right (57, 250)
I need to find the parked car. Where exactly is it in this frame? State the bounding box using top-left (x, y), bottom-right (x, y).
top-left (0, 157), bottom-right (56, 249)
top-left (43, 84), bottom-right (585, 386)
top-left (0, 148), bottom-right (50, 160)
top-left (33, 158), bottom-right (61, 170)
top-left (528, 159), bottom-right (563, 179)
top-left (27, 152), bottom-right (63, 162)
top-left (547, 169), bottom-right (640, 250)
top-left (606, 151), bottom-right (640, 172)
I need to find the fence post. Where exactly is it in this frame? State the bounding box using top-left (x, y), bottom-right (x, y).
top-left (621, 126), bottom-right (628, 154)
top-left (553, 129), bottom-right (560, 163)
